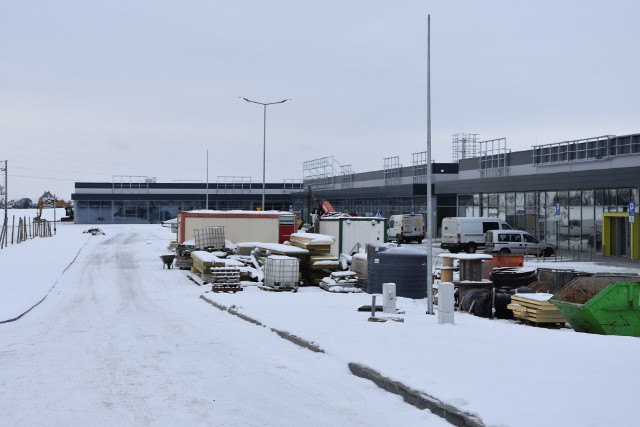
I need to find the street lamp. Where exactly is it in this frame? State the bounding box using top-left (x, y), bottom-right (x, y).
top-left (239, 97), bottom-right (291, 211)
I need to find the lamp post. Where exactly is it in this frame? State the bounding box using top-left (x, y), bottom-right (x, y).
top-left (239, 97), bottom-right (290, 211)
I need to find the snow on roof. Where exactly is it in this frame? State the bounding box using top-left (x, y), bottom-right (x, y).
top-left (383, 246), bottom-right (429, 255)
top-left (514, 292), bottom-right (554, 302)
top-left (439, 253), bottom-right (494, 260)
top-left (256, 243), bottom-right (309, 254)
top-left (236, 242), bottom-right (262, 248)
top-left (192, 251), bottom-right (225, 263)
top-left (185, 209), bottom-right (294, 216)
top-left (493, 266), bottom-right (537, 274)
top-left (291, 232), bottom-right (336, 243)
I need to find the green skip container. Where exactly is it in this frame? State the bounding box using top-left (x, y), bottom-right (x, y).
top-left (550, 275), bottom-right (640, 337)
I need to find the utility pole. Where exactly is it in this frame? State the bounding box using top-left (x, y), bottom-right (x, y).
top-left (1, 160), bottom-right (7, 223)
top-left (426, 15), bottom-right (434, 315)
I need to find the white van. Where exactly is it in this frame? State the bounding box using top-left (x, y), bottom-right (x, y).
top-left (440, 217), bottom-right (511, 253)
top-left (485, 229), bottom-right (555, 257)
top-left (388, 214), bottom-right (425, 244)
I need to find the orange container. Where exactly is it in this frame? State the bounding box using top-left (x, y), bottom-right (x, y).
top-left (485, 254), bottom-right (524, 269)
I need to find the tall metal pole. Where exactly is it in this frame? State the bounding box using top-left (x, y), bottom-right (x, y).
top-left (53, 193), bottom-right (57, 235)
top-left (3, 160), bottom-right (7, 223)
top-left (262, 104), bottom-right (267, 211)
top-left (239, 97), bottom-right (291, 212)
top-left (426, 15), bottom-right (434, 315)
top-left (206, 150), bottom-right (209, 210)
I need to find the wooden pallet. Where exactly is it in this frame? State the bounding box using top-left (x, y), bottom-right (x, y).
top-left (508, 294), bottom-right (566, 324)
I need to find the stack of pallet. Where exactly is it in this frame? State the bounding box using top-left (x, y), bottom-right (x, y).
top-left (507, 293), bottom-right (566, 325)
top-left (191, 251), bottom-right (243, 292)
top-left (319, 271), bottom-right (361, 293)
top-left (204, 267), bottom-right (242, 292)
top-left (252, 243), bottom-right (309, 264)
top-left (290, 232), bottom-right (340, 285)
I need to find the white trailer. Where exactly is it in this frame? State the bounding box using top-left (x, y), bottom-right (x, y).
top-left (318, 216), bottom-right (387, 257)
top-left (177, 210), bottom-right (297, 245)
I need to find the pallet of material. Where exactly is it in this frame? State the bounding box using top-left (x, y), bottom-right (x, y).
top-left (508, 293), bottom-right (566, 324)
top-left (290, 232), bottom-right (335, 253)
top-left (191, 251), bottom-right (226, 274)
top-left (319, 271), bottom-right (362, 293)
top-left (310, 259), bottom-right (341, 270)
top-left (253, 243), bottom-right (309, 257)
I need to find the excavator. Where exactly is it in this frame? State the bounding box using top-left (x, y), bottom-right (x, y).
top-left (34, 191), bottom-right (74, 222)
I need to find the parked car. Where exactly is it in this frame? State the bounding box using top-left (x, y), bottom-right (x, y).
top-left (388, 214), bottom-right (425, 243)
top-left (485, 229), bottom-right (555, 257)
top-left (441, 217), bottom-right (512, 253)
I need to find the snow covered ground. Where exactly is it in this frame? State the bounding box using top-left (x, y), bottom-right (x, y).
top-left (1, 221), bottom-right (639, 426)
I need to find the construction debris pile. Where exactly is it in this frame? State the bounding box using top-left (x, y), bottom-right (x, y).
top-left (163, 225), bottom-right (364, 294)
top-left (289, 233), bottom-right (340, 285)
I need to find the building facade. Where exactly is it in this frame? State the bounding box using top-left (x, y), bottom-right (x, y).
top-left (71, 133), bottom-right (640, 258)
top-left (72, 177), bottom-right (302, 224)
top-left (295, 133), bottom-right (640, 258)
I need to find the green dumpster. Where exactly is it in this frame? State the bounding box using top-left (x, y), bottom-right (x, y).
top-left (550, 275), bottom-right (640, 337)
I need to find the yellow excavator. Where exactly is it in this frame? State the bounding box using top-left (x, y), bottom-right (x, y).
top-left (34, 192), bottom-right (74, 222)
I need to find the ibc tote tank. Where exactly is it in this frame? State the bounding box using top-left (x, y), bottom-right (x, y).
top-left (367, 247), bottom-right (429, 299)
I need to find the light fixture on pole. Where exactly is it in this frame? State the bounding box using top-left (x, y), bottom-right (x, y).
top-left (239, 97), bottom-right (291, 211)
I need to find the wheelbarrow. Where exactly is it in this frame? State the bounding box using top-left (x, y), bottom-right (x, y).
top-left (160, 254), bottom-right (176, 269)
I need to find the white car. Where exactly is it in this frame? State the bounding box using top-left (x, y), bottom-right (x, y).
top-left (485, 229), bottom-right (555, 257)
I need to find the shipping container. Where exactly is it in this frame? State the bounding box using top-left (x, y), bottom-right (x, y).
top-left (319, 216), bottom-right (387, 257)
top-left (177, 210), bottom-right (297, 244)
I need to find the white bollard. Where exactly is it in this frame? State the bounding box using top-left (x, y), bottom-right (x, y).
top-left (382, 283), bottom-right (396, 314)
top-left (437, 282), bottom-right (455, 325)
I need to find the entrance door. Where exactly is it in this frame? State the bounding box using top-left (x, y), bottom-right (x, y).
top-left (614, 217), bottom-right (629, 257)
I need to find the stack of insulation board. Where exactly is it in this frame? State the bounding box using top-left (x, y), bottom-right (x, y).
top-left (290, 232), bottom-right (340, 285)
top-left (252, 243), bottom-right (309, 259)
top-left (191, 250), bottom-right (226, 275)
top-left (507, 293), bottom-right (566, 324)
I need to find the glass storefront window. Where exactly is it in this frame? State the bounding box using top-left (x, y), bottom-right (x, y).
top-left (556, 191), bottom-right (569, 207)
top-left (569, 191), bottom-right (581, 206)
top-left (605, 189), bottom-right (617, 207)
top-left (618, 189), bottom-right (631, 207)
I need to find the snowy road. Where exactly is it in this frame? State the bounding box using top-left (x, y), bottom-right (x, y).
top-left (0, 226), bottom-right (445, 426)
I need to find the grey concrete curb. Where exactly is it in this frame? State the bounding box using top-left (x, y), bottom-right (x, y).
top-left (269, 329), bottom-right (325, 353)
top-left (199, 293), bottom-right (484, 427)
top-left (348, 363), bottom-right (485, 427)
top-left (200, 294), bottom-right (324, 353)
top-left (200, 294), bottom-right (263, 326)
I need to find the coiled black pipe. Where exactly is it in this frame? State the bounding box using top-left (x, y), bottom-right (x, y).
top-left (490, 267), bottom-right (538, 289)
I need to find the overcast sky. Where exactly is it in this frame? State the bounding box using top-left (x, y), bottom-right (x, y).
top-left (1, 1), bottom-right (639, 200)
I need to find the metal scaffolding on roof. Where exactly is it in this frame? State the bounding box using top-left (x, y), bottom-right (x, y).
top-left (478, 138), bottom-right (510, 178)
top-left (452, 133), bottom-right (479, 162)
top-left (412, 151), bottom-right (428, 183)
top-left (383, 156), bottom-right (402, 185)
top-left (303, 156), bottom-right (352, 190)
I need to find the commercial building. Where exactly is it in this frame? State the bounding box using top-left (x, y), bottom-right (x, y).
top-left (72, 176), bottom-right (302, 224)
top-left (72, 132), bottom-right (640, 258)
